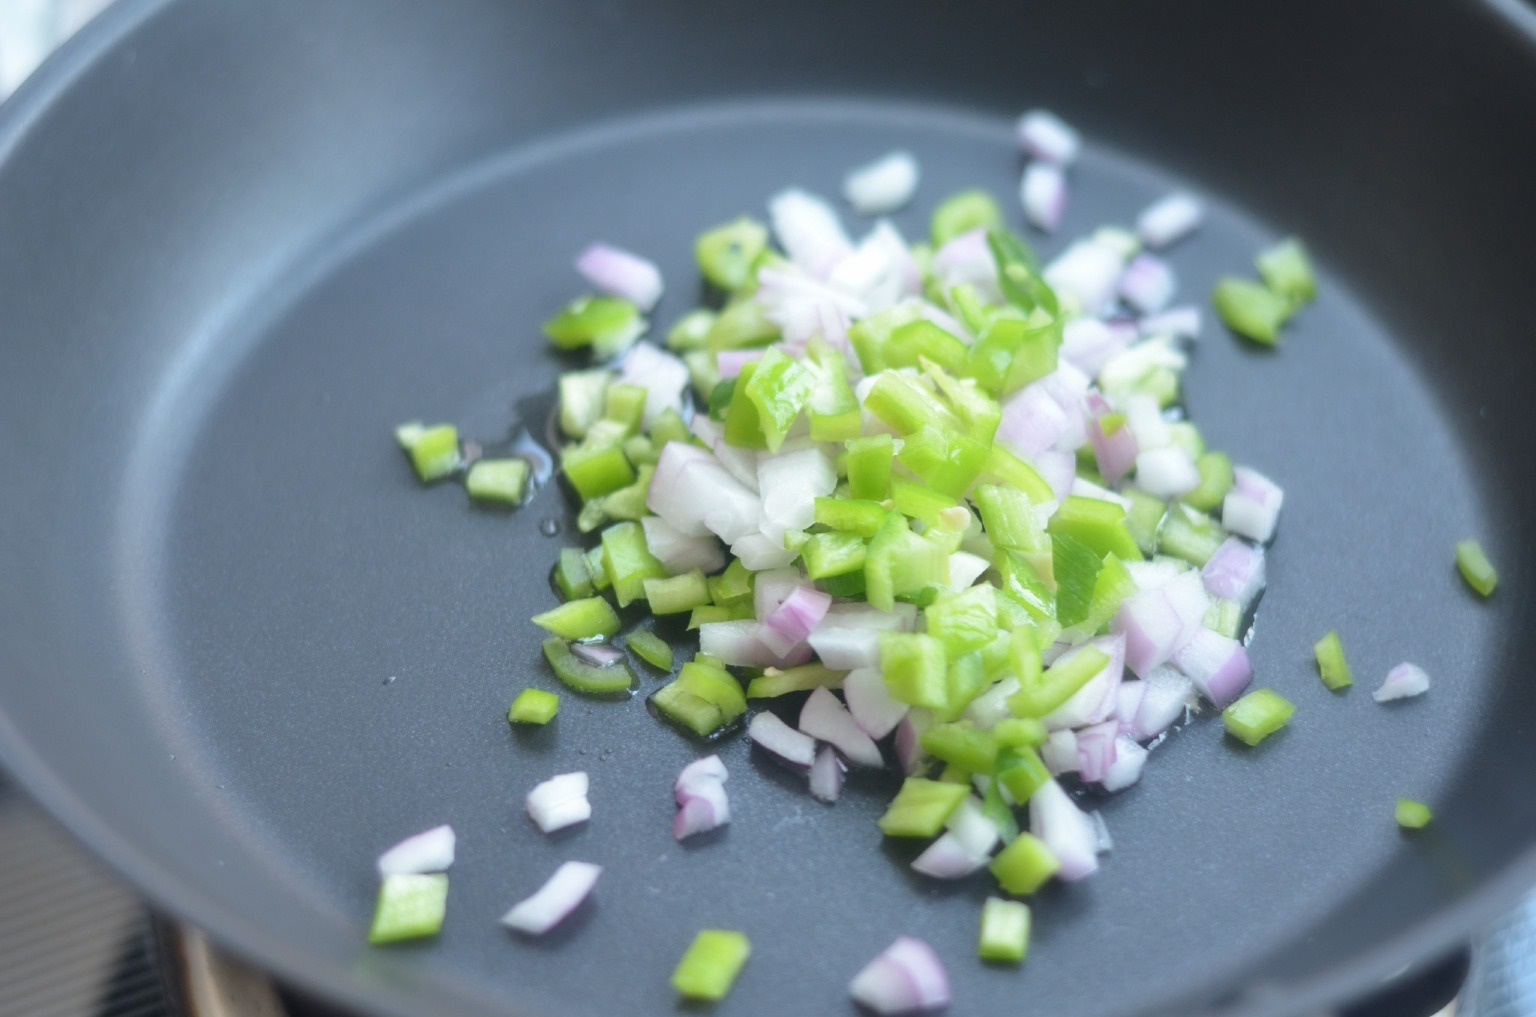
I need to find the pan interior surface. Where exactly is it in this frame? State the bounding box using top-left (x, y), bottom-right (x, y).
top-left (113, 98), bottom-right (1502, 1017)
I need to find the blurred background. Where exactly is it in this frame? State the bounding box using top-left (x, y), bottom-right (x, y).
top-left (0, 2), bottom-right (1530, 1016)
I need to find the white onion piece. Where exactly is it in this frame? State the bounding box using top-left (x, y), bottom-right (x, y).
top-left (731, 531), bottom-right (797, 572)
top-left (1071, 477), bottom-right (1131, 509)
top-left (1135, 445), bottom-right (1202, 498)
top-left (754, 568), bottom-right (807, 625)
top-left (572, 643), bottom-right (625, 668)
top-left (769, 188), bottom-right (853, 278)
top-left (619, 342), bottom-right (688, 427)
top-left (674, 778), bottom-right (730, 841)
top-left (844, 151), bottom-right (920, 216)
top-left (526, 772), bottom-right (591, 834)
top-left (1020, 162), bottom-right (1067, 232)
top-left (1132, 666), bottom-right (1196, 741)
top-left (806, 627), bottom-right (881, 670)
top-left (830, 222), bottom-right (916, 314)
top-left (1140, 305), bottom-right (1202, 340)
top-left (1101, 736), bottom-right (1149, 793)
top-left (946, 551), bottom-right (991, 592)
top-left (1097, 335), bottom-right (1187, 392)
top-left (1119, 253), bottom-right (1176, 315)
top-left (1125, 558), bottom-right (1190, 591)
top-left (1122, 391), bottom-right (1171, 450)
top-left (843, 667), bottom-right (909, 740)
top-left (377, 824), bottom-right (455, 876)
top-left (947, 797), bottom-right (1002, 857)
top-left (1222, 466), bottom-right (1284, 543)
top-left (930, 228), bottom-right (998, 293)
top-left (1087, 400), bottom-right (1138, 485)
top-left (1201, 537), bottom-right (1266, 609)
top-left (964, 676), bottom-right (1018, 731)
top-left (799, 687), bottom-right (883, 768)
top-left (1137, 192), bottom-right (1204, 249)
top-left (1036, 361), bottom-right (1092, 451)
top-left (911, 831), bottom-right (986, 879)
top-left (759, 444), bottom-right (837, 532)
top-left (1041, 729), bottom-right (1079, 775)
top-left (1374, 663), bottom-right (1431, 703)
top-left (1173, 627), bottom-right (1254, 708)
top-left (1116, 680), bottom-right (1147, 726)
top-left (1029, 780), bottom-right (1099, 882)
top-left (642, 515), bottom-right (726, 577)
top-left (575, 243), bottom-right (664, 311)
top-left (757, 265), bottom-right (868, 345)
top-left (649, 443), bottom-right (760, 539)
top-left (699, 619), bottom-right (811, 668)
top-left (747, 711), bottom-right (817, 769)
top-left (1045, 236), bottom-right (1124, 316)
top-left (501, 861), bottom-right (602, 935)
top-left (689, 414), bottom-right (761, 493)
top-left (997, 383), bottom-right (1067, 458)
top-left (676, 755), bottom-right (728, 793)
top-left (1042, 635), bottom-right (1126, 730)
top-left (809, 744), bottom-right (846, 803)
top-left (1016, 108), bottom-right (1081, 165)
top-left (849, 937), bottom-right (951, 1015)
top-left (1062, 318), bottom-right (1130, 377)
top-left (1114, 571), bottom-right (1208, 676)
top-left (1076, 721), bottom-right (1119, 783)
top-left (1033, 449), bottom-right (1077, 505)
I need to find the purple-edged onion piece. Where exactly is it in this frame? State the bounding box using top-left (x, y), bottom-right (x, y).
top-left (501, 860), bottom-right (602, 935)
top-left (1373, 663), bottom-right (1430, 703)
top-left (747, 711), bottom-right (817, 769)
top-left (809, 744), bottom-right (846, 804)
top-left (799, 686), bottom-right (883, 768)
top-left (377, 824), bottom-right (455, 876)
top-left (849, 936), bottom-right (951, 1015)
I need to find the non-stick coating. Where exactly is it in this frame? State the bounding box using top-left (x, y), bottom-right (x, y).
top-left (0, 2), bottom-right (1533, 1016)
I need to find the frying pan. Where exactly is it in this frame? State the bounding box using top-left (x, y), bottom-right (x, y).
top-left (0, 1), bottom-right (1533, 1015)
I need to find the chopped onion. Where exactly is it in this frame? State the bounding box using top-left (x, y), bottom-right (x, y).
top-left (1201, 537), bottom-right (1266, 609)
top-left (1045, 236), bottom-right (1124, 317)
top-left (1042, 635), bottom-right (1126, 730)
top-left (1033, 449), bottom-right (1077, 505)
top-left (766, 586), bottom-right (832, 647)
top-left (1135, 445), bottom-right (1201, 499)
top-left (716, 348), bottom-right (765, 380)
top-left (501, 860), bottom-right (602, 935)
top-left (731, 531), bottom-right (798, 572)
top-left (1374, 663), bottom-right (1430, 703)
top-left (1132, 666), bottom-right (1196, 741)
top-left (526, 772), bottom-right (591, 834)
top-left (649, 443), bottom-right (761, 540)
top-left (1087, 394), bottom-right (1138, 485)
top-left (1101, 736), bottom-right (1149, 793)
top-left (1020, 162), bottom-right (1068, 232)
top-left (700, 620), bottom-right (813, 668)
top-left (689, 414), bottom-right (761, 492)
top-left (964, 676), bottom-right (1018, 731)
top-left (769, 188), bottom-right (853, 278)
top-left (1137, 192), bottom-right (1204, 249)
top-left (1118, 253), bottom-right (1176, 315)
top-left (844, 151), bottom-right (920, 216)
top-left (1116, 680), bottom-right (1147, 726)
top-left (1091, 812), bottom-right (1114, 854)
top-left (676, 755), bottom-right (729, 793)
top-left (674, 771), bottom-right (730, 841)
top-left (1126, 558), bottom-right (1190, 591)
top-left (1016, 108), bottom-right (1081, 165)
top-left (377, 824), bottom-right (455, 876)
top-left (1041, 728), bottom-right (1079, 775)
top-left (1075, 721), bottom-right (1119, 783)
top-left (575, 243), bottom-right (664, 312)
top-left (843, 666), bottom-right (909, 739)
top-left (572, 643), bottom-right (625, 668)
top-left (1173, 628), bottom-right (1253, 709)
top-left (947, 550), bottom-right (991, 591)
top-left (894, 711), bottom-right (931, 775)
top-left (809, 744), bottom-right (846, 803)
top-left (931, 228), bottom-right (998, 293)
top-left (1122, 391), bottom-right (1171, 450)
top-left (747, 711), bottom-right (817, 769)
top-left (997, 383), bottom-right (1068, 458)
top-left (848, 937), bottom-right (951, 1015)
top-left (1098, 334), bottom-right (1187, 391)
top-left (1029, 780), bottom-right (1098, 882)
top-left (759, 444), bottom-right (838, 533)
top-left (642, 515), bottom-right (727, 577)
top-left (1114, 571), bottom-right (1209, 677)
top-left (911, 831), bottom-right (988, 879)
top-left (1071, 476), bottom-right (1131, 509)
top-left (799, 686), bottom-right (883, 768)
top-left (620, 342), bottom-right (688, 427)
top-left (1139, 305), bottom-right (1202, 340)
top-left (831, 222), bottom-right (918, 313)
top-left (1222, 466), bottom-right (1284, 543)
top-left (1062, 319), bottom-right (1131, 377)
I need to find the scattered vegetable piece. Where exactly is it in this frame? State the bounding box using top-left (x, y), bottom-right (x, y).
top-left (368, 873), bottom-right (448, 945)
top-left (849, 937), bottom-right (951, 1015)
top-left (978, 897), bottom-right (1031, 963)
top-left (508, 689), bottom-right (560, 726)
top-left (501, 861), bottom-right (601, 935)
top-left (396, 422), bottom-right (460, 483)
top-left (1456, 539), bottom-right (1498, 597)
top-left (377, 825), bottom-right (455, 876)
top-left (673, 930), bottom-right (752, 1002)
top-left (1313, 631), bottom-right (1353, 692)
top-left (1213, 277), bottom-right (1290, 345)
top-left (525, 772), bottom-right (591, 833)
top-left (1373, 663), bottom-right (1430, 704)
top-left (1222, 689), bottom-right (1296, 746)
top-left (625, 630), bottom-right (675, 671)
top-left (1396, 799), bottom-right (1434, 831)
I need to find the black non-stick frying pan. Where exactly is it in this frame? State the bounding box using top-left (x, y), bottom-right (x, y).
top-left (1, 1), bottom-right (1534, 1015)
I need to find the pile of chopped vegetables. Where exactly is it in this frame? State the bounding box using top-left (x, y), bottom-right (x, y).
top-left (380, 107), bottom-right (1499, 1013)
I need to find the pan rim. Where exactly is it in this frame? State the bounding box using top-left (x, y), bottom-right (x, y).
top-left (1, 2), bottom-right (1534, 1015)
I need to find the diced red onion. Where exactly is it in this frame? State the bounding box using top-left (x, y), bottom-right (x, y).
top-left (1086, 393), bottom-right (1138, 484)
top-left (575, 243), bottom-right (664, 312)
top-left (1043, 635), bottom-right (1126, 730)
top-left (1041, 729), bottom-right (1079, 775)
top-left (1374, 663), bottom-right (1430, 703)
top-left (769, 188), bottom-right (853, 278)
top-left (759, 444), bottom-right (838, 533)
top-left (997, 383), bottom-right (1068, 458)
top-left (911, 831), bottom-right (987, 879)
top-left (1115, 680), bottom-right (1147, 727)
top-left (1016, 108), bottom-right (1081, 165)
top-left (844, 150), bottom-right (920, 216)
top-left (931, 228), bottom-right (998, 293)
top-left (572, 642), bottom-right (625, 668)
top-left (1029, 780), bottom-right (1098, 882)
top-left (1119, 253), bottom-right (1176, 315)
top-left (1222, 466), bottom-right (1284, 543)
top-left (1113, 571), bottom-right (1209, 676)
top-left (799, 687), bottom-right (883, 768)
top-left (1075, 721), bottom-right (1120, 783)
top-left (649, 443), bottom-right (761, 540)
top-left (1045, 237), bottom-right (1124, 317)
top-left (1101, 736), bottom-right (1149, 793)
top-left (501, 861), bottom-right (602, 935)
top-left (526, 772), bottom-right (591, 834)
top-left (1201, 537), bottom-right (1266, 609)
top-left (809, 744), bottom-right (846, 803)
top-left (642, 515), bottom-right (726, 577)
top-left (747, 711), bottom-right (817, 769)
top-left (843, 667), bottom-right (909, 739)
top-left (1033, 449), bottom-right (1077, 504)
top-left (754, 568), bottom-right (807, 624)
top-left (620, 342), bottom-right (688, 427)
top-left (674, 772), bottom-right (730, 841)
top-left (1137, 192), bottom-right (1204, 249)
top-left (894, 711), bottom-right (932, 775)
top-left (1020, 162), bottom-right (1067, 232)
top-left (1140, 305), bottom-right (1202, 340)
top-left (1172, 627), bottom-right (1252, 709)
top-left (947, 797), bottom-right (1002, 858)
top-left (849, 937), bottom-right (951, 1016)
top-left (699, 620), bottom-right (812, 669)
top-left (676, 755), bottom-right (729, 794)
top-left (1135, 445), bottom-right (1201, 499)
top-left (377, 824), bottom-right (455, 876)
top-left (1125, 559), bottom-right (1190, 591)
top-left (766, 586), bottom-right (831, 648)
top-left (716, 348), bottom-right (766, 380)
top-left (1036, 361), bottom-right (1092, 450)
top-left (1132, 666), bottom-right (1196, 741)
top-left (1062, 319), bottom-right (1131, 377)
